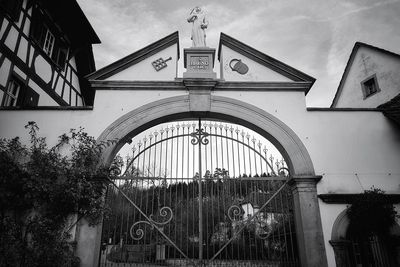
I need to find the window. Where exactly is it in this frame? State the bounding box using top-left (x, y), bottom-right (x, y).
top-left (361, 74), bottom-right (380, 99)
top-left (1, 75), bottom-right (39, 107)
top-left (43, 29), bottom-right (55, 57)
top-left (3, 78), bottom-right (21, 106)
top-left (0, 0), bottom-right (22, 21)
top-left (30, 5), bottom-right (69, 69)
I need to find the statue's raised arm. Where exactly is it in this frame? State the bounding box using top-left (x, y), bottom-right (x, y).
top-left (187, 6), bottom-right (208, 47)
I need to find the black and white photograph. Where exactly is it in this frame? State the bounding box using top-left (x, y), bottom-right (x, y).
top-left (0, 0), bottom-right (400, 266)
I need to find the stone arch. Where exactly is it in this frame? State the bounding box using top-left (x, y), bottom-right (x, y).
top-left (330, 207), bottom-right (400, 267)
top-left (331, 207), bottom-right (400, 240)
top-left (97, 94), bottom-right (315, 177)
top-left (91, 94), bottom-right (327, 267)
top-left (331, 208), bottom-right (350, 241)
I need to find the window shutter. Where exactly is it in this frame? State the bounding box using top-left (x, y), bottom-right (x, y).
top-left (21, 87), bottom-right (39, 107)
top-left (31, 7), bottom-right (44, 44)
top-left (57, 47), bottom-right (67, 68)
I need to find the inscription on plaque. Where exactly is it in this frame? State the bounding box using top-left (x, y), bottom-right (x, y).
top-left (189, 56), bottom-right (209, 70)
top-left (183, 48), bottom-right (216, 78)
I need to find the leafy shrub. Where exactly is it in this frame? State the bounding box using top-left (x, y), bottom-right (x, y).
top-left (347, 187), bottom-right (398, 236)
top-left (0, 122), bottom-right (114, 267)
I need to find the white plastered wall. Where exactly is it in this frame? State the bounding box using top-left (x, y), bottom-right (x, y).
top-left (1, 89), bottom-right (400, 267)
top-left (335, 46), bottom-right (400, 108)
top-left (105, 44), bottom-right (178, 81)
top-left (220, 45), bottom-right (292, 82)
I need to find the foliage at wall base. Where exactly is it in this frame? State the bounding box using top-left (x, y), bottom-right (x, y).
top-left (347, 188), bottom-right (398, 236)
top-left (0, 122), bottom-right (114, 267)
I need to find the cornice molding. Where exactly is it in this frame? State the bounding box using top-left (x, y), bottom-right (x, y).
top-left (89, 80), bottom-right (186, 90)
top-left (90, 79), bottom-right (313, 92)
top-left (319, 193), bottom-right (400, 204)
top-left (216, 81), bottom-right (311, 91)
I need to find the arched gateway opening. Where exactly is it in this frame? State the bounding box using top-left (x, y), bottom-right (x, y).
top-left (92, 96), bottom-right (326, 267)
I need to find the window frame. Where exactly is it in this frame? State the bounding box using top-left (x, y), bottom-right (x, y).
top-left (2, 77), bottom-right (21, 107)
top-left (1, 74), bottom-right (39, 107)
top-left (43, 28), bottom-right (56, 57)
top-left (30, 4), bottom-right (69, 70)
top-left (360, 74), bottom-right (380, 100)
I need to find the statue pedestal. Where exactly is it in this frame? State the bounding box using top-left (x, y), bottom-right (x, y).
top-left (183, 47), bottom-right (216, 79)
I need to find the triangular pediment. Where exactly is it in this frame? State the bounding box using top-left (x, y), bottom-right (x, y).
top-left (86, 32), bottom-right (179, 81)
top-left (331, 42), bottom-right (400, 107)
top-left (218, 33), bottom-right (315, 93)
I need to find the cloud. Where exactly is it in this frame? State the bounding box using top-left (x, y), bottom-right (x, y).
top-left (77, 0), bottom-right (400, 106)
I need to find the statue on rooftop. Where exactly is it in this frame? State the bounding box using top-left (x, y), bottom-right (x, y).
top-left (187, 6), bottom-right (208, 47)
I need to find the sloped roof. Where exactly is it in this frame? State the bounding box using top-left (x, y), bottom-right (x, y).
top-left (218, 33), bottom-right (315, 94)
top-left (330, 42), bottom-right (400, 108)
top-left (37, 0), bottom-right (100, 46)
top-left (86, 32), bottom-right (179, 80)
top-left (378, 93), bottom-right (400, 125)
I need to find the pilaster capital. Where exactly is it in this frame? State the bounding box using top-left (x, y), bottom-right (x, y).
top-left (183, 79), bottom-right (218, 90)
top-left (288, 175), bottom-right (322, 190)
top-left (289, 175), bottom-right (322, 186)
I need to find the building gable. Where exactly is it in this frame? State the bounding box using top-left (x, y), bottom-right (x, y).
top-left (331, 42), bottom-right (400, 108)
top-left (87, 32), bottom-right (179, 81)
top-left (218, 33), bottom-right (315, 94)
top-left (0, 0), bottom-right (99, 107)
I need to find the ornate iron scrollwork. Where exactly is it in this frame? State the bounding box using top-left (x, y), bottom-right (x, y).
top-left (130, 220), bottom-right (152, 240)
top-left (190, 128), bottom-right (209, 145)
top-left (130, 206), bottom-right (173, 240)
top-left (227, 197), bottom-right (245, 221)
top-left (228, 204), bottom-right (243, 221)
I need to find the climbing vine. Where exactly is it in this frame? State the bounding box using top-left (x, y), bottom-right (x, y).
top-left (0, 122), bottom-right (115, 267)
top-left (347, 187), bottom-right (398, 236)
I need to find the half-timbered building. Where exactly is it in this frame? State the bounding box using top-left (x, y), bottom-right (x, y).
top-left (0, 0), bottom-right (99, 107)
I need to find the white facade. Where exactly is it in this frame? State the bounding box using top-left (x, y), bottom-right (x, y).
top-left (1, 9), bottom-right (400, 265)
top-left (332, 43), bottom-right (400, 108)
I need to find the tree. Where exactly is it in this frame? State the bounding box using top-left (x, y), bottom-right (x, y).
top-left (0, 122), bottom-right (113, 267)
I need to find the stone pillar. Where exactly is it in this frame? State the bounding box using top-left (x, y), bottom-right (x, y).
top-left (75, 218), bottom-right (103, 267)
top-left (289, 175), bottom-right (328, 267)
top-left (329, 240), bottom-right (352, 267)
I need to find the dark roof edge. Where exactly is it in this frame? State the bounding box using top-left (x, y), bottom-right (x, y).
top-left (330, 42), bottom-right (400, 108)
top-left (319, 193), bottom-right (400, 204)
top-left (86, 31), bottom-right (179, 80)
top-left (38, 0), bottom-right (100, 44)
top-left (307, 107), bottom-right (381, 112)
top-left (378, 92), bottom-right (400, 109)
top-left (217, 33), bottom-right (316, 94)
top-left (73, 0), bottom-right (100, 44)
top-left (0, 106), bottom-right (93, 111)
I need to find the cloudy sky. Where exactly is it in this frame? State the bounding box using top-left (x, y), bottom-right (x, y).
top-left (77, 0), bottom-right (400, 107)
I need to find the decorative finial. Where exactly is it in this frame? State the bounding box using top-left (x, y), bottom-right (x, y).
top-left (187, 6), bottom-right (208, 47)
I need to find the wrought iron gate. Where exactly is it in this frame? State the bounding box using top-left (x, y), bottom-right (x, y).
top-left (99, 119), bottom-right (299, 266)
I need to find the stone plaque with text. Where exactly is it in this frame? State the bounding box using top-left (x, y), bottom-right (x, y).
top-left (183, 48), bottom-right (216, 79)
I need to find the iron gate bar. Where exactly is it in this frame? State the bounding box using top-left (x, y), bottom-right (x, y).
top-left (209, 179), bottom-right (290, 262)
top-left (102, 119), bottom-right (298, 266)
top-left (106, 177), bottom-right (196, 265)
top-left (122, 131), bottom-right (278, 178)
top-left (197, 118), bottom-right (204, 262)
top-left (112, 176), bottom-right (289, 181)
